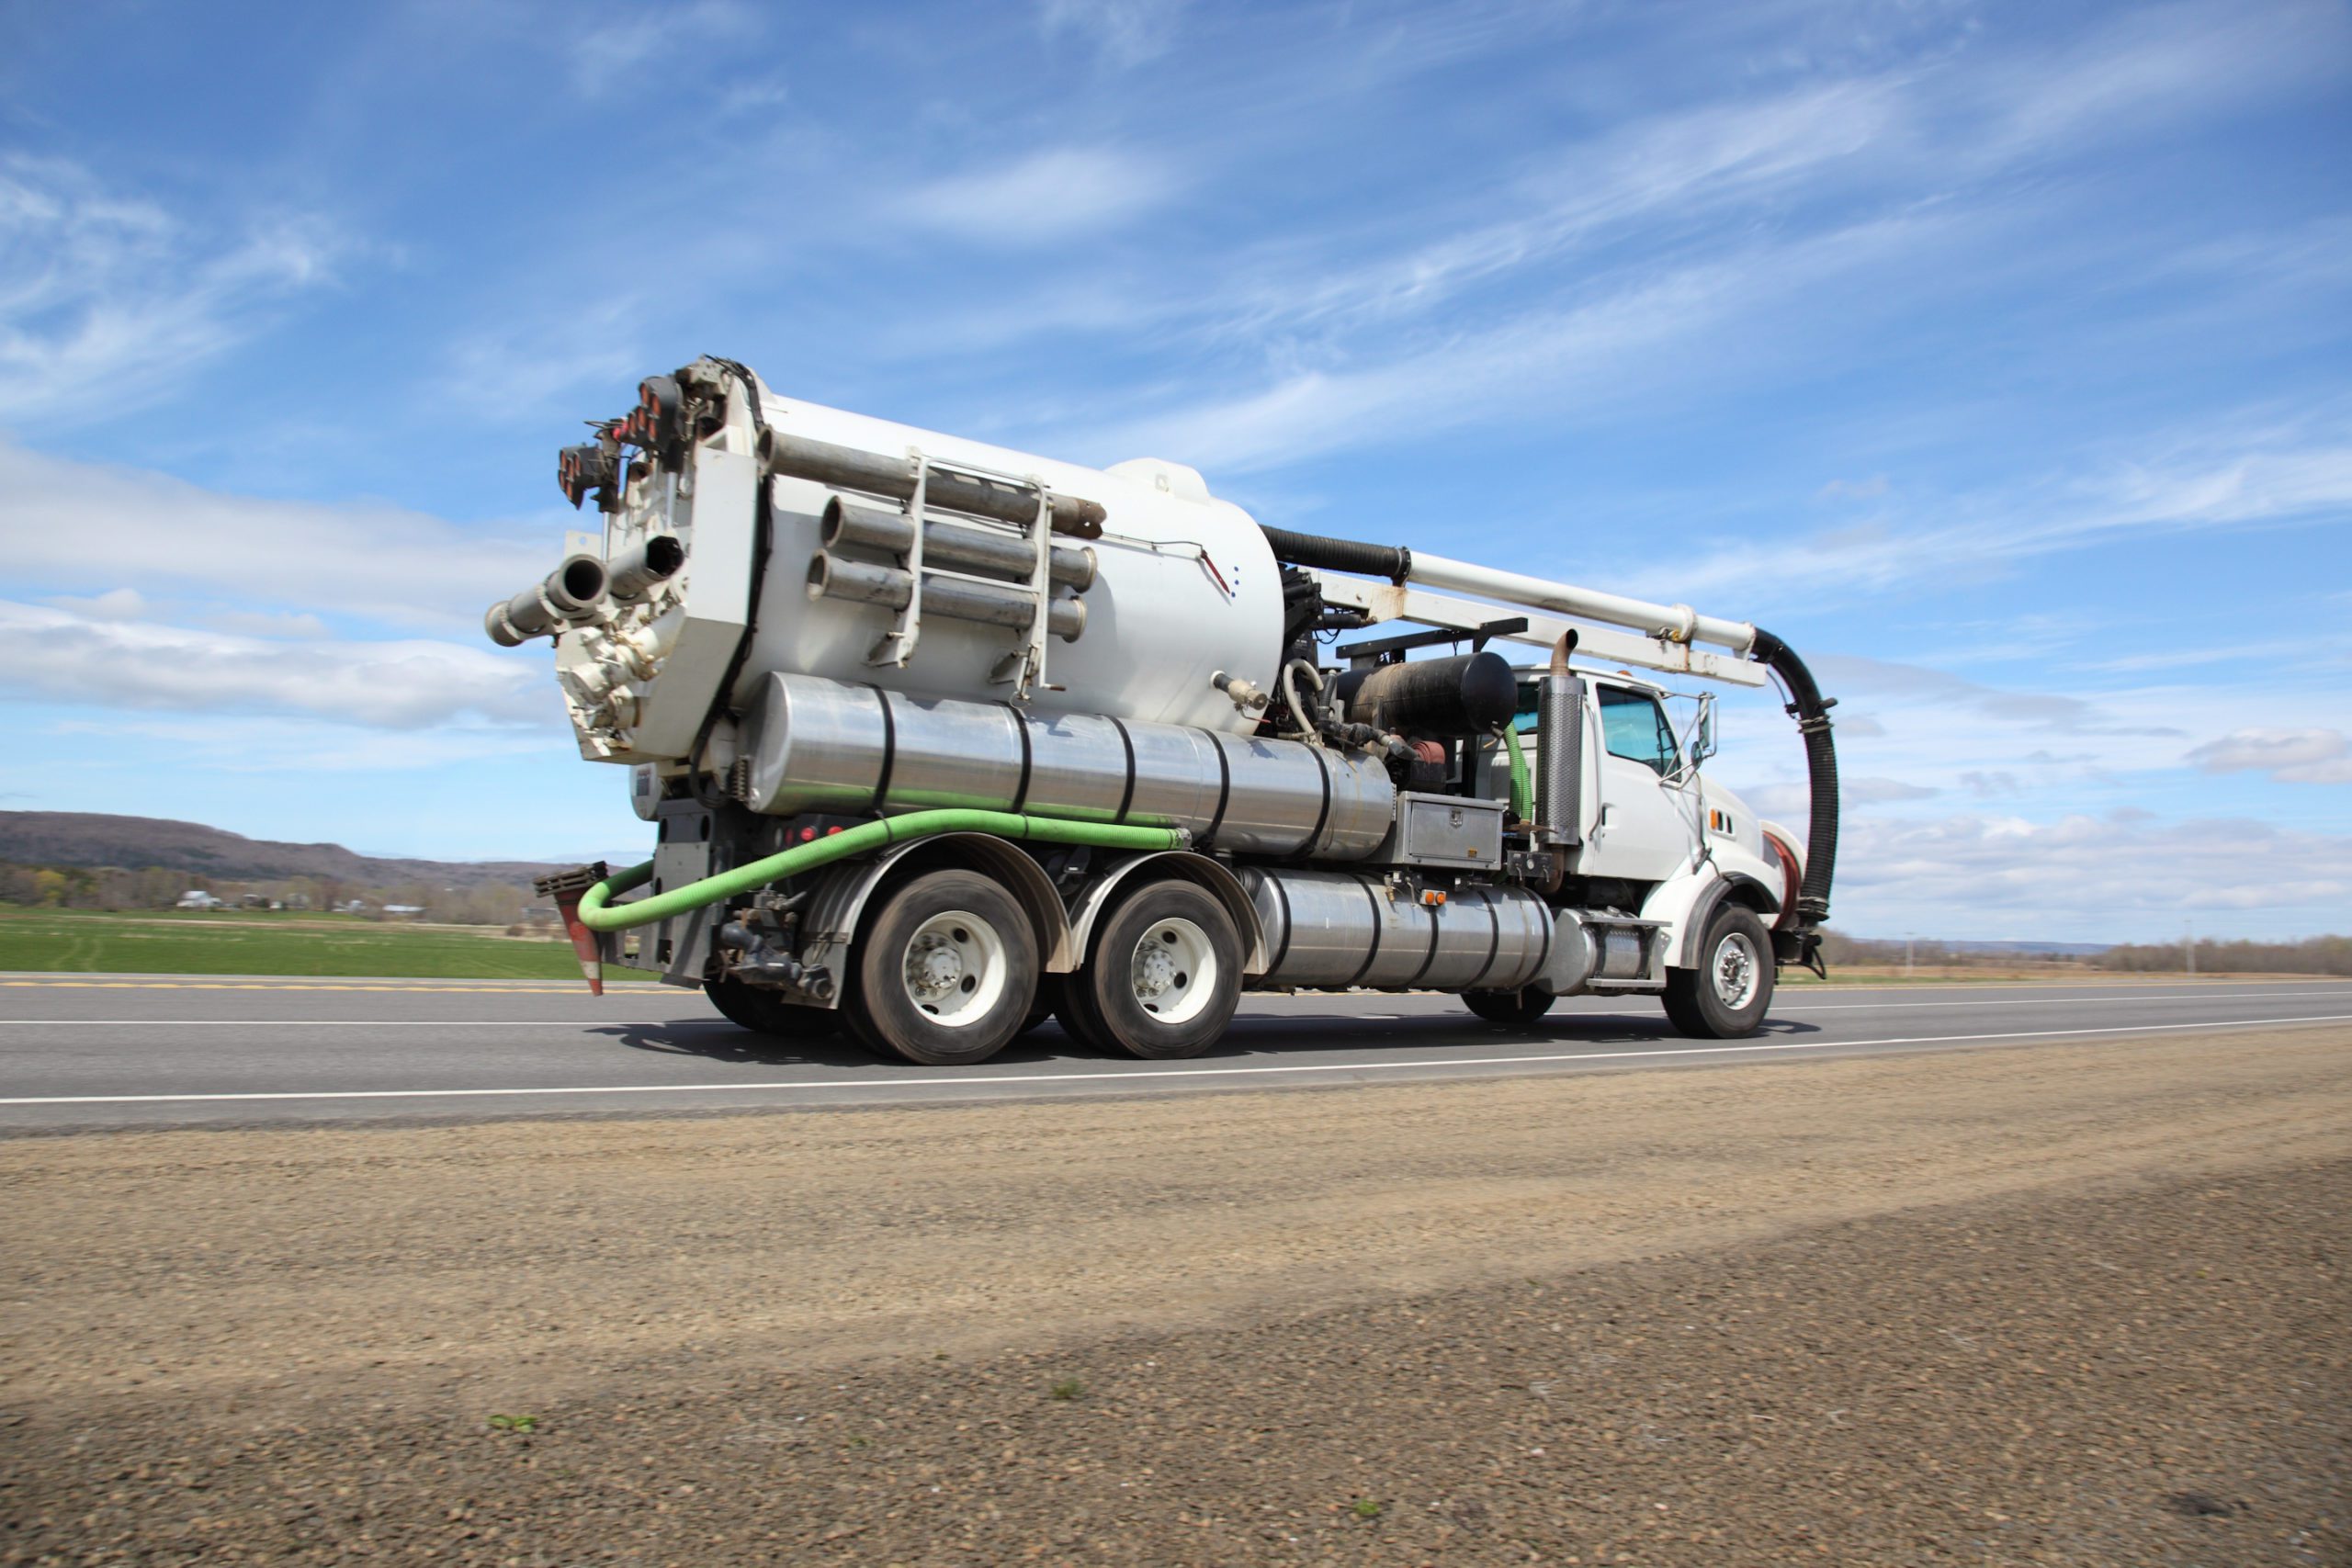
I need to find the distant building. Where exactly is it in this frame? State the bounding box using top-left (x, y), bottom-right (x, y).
top-left (381, 904), bottom-right (426, 919)
top-left (175, 891), bottom-right (222, 910)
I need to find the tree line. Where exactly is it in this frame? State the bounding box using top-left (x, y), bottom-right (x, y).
top-left (0, 861), bottom-right (542, 928)
top-left (1815, 931), bottom-right (2348, 975)
top-left (2095, 934), bottom-right (2351, 976)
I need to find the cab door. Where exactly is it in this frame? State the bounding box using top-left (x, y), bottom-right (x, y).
top-left (1577, 682), bottom-right (1699, 884)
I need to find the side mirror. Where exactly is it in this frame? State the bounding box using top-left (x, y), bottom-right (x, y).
top-left (1690, 694), bottom-right (1718, 764)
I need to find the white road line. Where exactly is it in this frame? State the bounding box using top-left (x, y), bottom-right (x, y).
top-left (6, 987), bottom-right (2346, 1027)
top-left (1771, 987), bottom-right (2352, 1011)
top-left (2, 1013), bottom-right (2345, 1107)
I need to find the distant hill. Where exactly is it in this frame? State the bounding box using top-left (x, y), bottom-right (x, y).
top-left (0, 812), bottom-right (568, 889)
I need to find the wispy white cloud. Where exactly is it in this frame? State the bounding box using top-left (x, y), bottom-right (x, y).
top-left (440, 294), bottom-right (646, 423)
top-left (2187, 728), bottom-right (2352, 785)
top-left (1618, 420), bottom-right (2352, 608)
top-left (45, 715), bottom-right (562, 774)
top-left (893, 147), bottom-right (1177, 247)
top-left (1068, 210), bottom-right (1948, 469)
top-left (1826, 808), bottom-right (2352, 938)
top-left (0, 154), bottom-right (340, 427)
top-left (567, 2), bottom-right (756, 96)
top-left (0, 439), bottom-right (555, 633)
top-left (1038, 0), bottom-right (1188, 67)
top-left (917, 0), bottom-right (2346, 470)
top-left (0, 600), bottom-right (553, 730)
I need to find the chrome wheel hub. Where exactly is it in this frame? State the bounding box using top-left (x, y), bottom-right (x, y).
top-left (1712, 931), bottom-right (1759, 1010)
top-left (1128, 917), bottom-right (1216, 1023)
top-left (899, 910), bottom-right (1007, 1027)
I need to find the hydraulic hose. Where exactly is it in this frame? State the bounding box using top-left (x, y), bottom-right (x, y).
top-left (1500, 725), bottom-right (1532, 823)
top-left (575, 810), bottom-right (1188, 933)
top-left (1259, 525), bottom-right (1411, 583)
top-left (1746, 628), bottom-right (1838, 929)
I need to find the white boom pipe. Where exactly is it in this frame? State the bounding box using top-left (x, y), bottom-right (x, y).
top-left (1399, 550), bottom-right (1757, 654)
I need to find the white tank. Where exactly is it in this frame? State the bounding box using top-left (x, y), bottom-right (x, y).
top-left (558, 370), bottom-right (1283, 765)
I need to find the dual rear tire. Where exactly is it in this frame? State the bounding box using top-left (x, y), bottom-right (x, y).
top-left (1057, 881), bottom-right (1243, 1060)
top-left (844, 869), bottom-right (1040, 1066)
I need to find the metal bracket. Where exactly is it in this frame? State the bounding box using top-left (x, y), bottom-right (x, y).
top-left (867, 452), bottom-right (929, 667)
top-left (988, 482), bottom-right (1056, 699)
top-left (1340, 615), bottom-right (1528, 669)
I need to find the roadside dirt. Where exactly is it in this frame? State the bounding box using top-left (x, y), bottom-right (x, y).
top-left (2, 1025), bottom-right (2346, 1563)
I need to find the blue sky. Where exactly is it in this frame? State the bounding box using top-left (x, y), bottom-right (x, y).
top-left (2, 0), bottom-right (2346, 941)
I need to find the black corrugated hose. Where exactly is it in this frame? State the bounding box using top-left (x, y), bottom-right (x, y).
top-left (1260, 525), bottom-right (1411, 583)
top-left (1747, 628), bottom-right (1838, 946)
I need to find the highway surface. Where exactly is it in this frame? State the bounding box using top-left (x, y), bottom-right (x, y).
top-left (2, 971), bottom-right (2346, 1131)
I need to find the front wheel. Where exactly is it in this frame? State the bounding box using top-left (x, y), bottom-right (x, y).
top-left (1662, 903), bottom-right (1775, 1039)
top-left (843, 868), bottom-right (1039, 1066)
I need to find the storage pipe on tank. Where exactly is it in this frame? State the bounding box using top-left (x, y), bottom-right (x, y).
top-left (483, 554), bottom-right (608, 647)
top-left (758, 428), bottom-right (1108, 538)
top-left (823, 496), bottom-right (1096, 591)
top-left (573, 809), bottom-right (1185, 933)
top-left (807, 552), bottom-right (1088, 640)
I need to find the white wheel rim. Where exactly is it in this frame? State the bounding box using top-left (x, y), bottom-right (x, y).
top-left (1129, 916), bottom-right (1216, 1026)
top-left (900, 909), bottom-right (1008, 1028)
top-left (1712, 931), bottom-right (1760, 1010)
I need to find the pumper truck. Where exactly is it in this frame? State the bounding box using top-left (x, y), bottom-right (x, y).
top-left (493, 358), bottom-right (1839, 1066)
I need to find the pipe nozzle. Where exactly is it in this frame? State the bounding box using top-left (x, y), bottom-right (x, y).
top-left (484, 554), bottom-right (610, 647)
top-left (607, 535), bottom-right (685, 602)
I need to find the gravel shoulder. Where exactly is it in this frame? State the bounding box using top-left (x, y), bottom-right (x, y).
top-left (3, 1024), bottom-right (2346, 1563)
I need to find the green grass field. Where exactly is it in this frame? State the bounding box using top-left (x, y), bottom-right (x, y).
top-left (0, 907), bottom-right (653, 981)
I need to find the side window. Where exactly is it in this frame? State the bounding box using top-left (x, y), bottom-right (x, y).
top-left (1599, 685), bottom-right (1679, 776)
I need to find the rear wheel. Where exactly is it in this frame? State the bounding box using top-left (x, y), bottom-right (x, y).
top-left (843, 869), bottom-right (1038, 1066)
top-left (707, 974), bottom-right (839, 1040)
top-left (1463, 988), bottom-right (1555, 1029)
top-left (1061, 881), bottom-right (1242, 1060)
top-left (1662, 903), bottom-right (1775, 1038)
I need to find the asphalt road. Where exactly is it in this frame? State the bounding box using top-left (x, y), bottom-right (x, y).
top-left (2, 970), bottom-right (2346, 1132)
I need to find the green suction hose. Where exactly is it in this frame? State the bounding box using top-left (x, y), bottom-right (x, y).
top-left (575, 809), bottom-right (1188, 933)
top-left (1501, 725), bottom-right (1532, 823)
